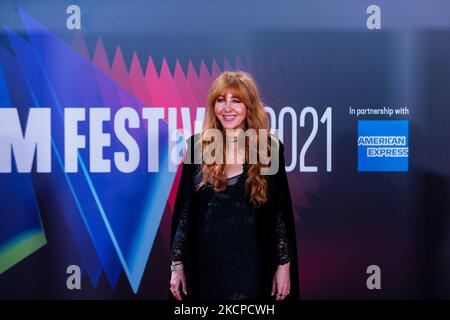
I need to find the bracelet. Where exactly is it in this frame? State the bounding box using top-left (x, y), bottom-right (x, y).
top-left (170, 263), bottom-right (184, 272)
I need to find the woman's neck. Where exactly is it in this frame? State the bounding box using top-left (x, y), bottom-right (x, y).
top-left (225, 142), bottom-right (245, 165)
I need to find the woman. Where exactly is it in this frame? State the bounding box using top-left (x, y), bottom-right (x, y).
top-left (169, 71), bottom-right (300, 301)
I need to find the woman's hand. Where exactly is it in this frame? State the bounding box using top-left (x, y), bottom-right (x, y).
top-left (271, 262), bottom-right (291, 300)
top-left (170, 262), bottom-right (187, 300)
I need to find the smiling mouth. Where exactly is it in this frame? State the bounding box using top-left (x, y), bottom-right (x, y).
top-left (223, 115), bottom-right (237, 121)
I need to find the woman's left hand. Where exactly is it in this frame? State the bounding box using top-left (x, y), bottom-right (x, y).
top-left (271, 262), bottom-right (291, 300)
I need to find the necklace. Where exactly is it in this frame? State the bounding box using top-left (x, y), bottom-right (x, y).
top-left (225, 136), bottom-right (239, 143)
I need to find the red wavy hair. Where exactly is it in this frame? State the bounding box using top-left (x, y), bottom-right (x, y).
top-left (194, 71), bottom-right (274, 207)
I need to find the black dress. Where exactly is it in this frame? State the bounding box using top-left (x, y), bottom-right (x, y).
top-left (169, 133), bottom-right (300, 301)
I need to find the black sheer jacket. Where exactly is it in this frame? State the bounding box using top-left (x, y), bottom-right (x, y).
top-left (170, 173), bottom-right (293, 265)
top-left (169, 133), bottom-right (300, 300)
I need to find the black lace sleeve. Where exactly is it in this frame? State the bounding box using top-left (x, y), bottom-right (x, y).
top-left (274, 138), bottom-right (294, 265)
top-left (170, 201), bottom-right (188, 261)
top-left (169, 136), bottom-right (194, 262)
top-left (275, 206), bottom-right (292, 265)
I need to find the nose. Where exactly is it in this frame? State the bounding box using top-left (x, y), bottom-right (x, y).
top-left (224, 100), bottom-right (232, 110)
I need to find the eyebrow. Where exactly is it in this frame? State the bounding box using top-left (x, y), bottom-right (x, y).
top-left (217, 93), bottom-right (241, 99)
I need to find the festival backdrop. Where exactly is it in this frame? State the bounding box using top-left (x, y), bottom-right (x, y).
top-left (0, 0), bottom-right (450, 299)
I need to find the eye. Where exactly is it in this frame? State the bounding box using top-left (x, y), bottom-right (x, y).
top-left (232, 99), bottom-right (241, 103)
top-left (216, 97), bottom-right (224, 103)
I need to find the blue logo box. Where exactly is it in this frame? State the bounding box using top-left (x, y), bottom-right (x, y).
top-left (357, 120), bottom-right (409, 172)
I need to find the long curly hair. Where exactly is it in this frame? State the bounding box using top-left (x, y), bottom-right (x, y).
top-left (194, 70), bottom-right (273, 207)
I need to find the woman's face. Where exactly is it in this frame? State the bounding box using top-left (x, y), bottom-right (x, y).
top-left (214, 89), bottom-right (247, 131)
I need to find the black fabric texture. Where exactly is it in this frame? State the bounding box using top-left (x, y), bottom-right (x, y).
top-left (169, 133), bottom-right (300, 301)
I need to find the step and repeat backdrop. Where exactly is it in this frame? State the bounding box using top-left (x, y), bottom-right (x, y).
top-left (0, 0), bottom-right (449, 299)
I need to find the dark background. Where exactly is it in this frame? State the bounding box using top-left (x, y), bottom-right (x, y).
top-left (0, 0), bottom-right (449, 299)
